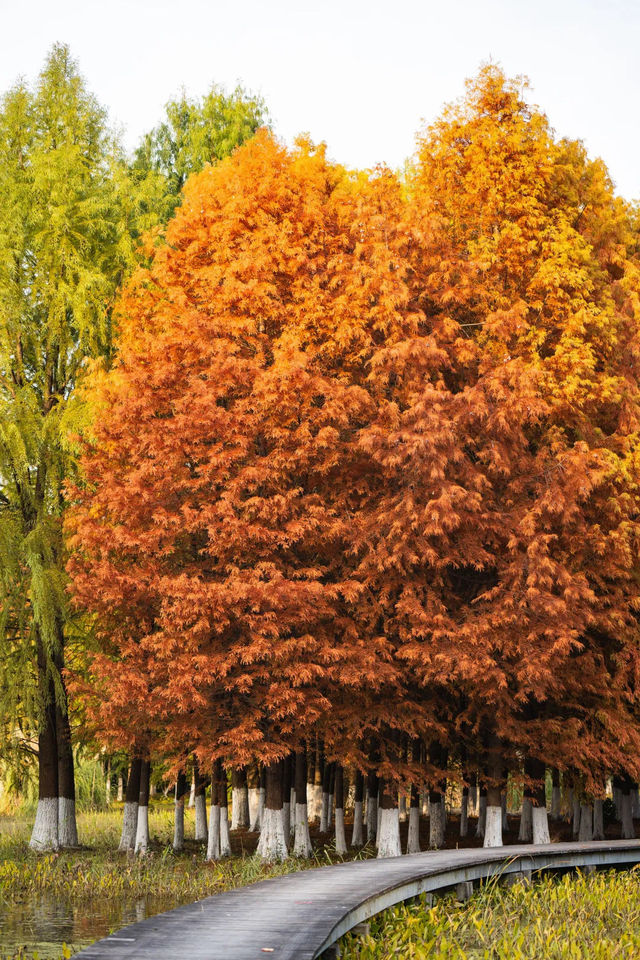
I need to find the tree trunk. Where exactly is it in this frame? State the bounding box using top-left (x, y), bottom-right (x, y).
top-left (528, 758), bottom-right (549, 844)
top-left (119, 757), bottom-right (141, 852)
top-left (248, 762), bottom-right (260, 831)
top-left (572, 792), bottom-right (581, 838)
top-left (282, 755), bottom-right (292, 842)
top-left (366, 770), bottom-right (378, 843)
top-left (320, 761), bottom-right (332, 833)
top-left (519, 797), bottom-right (533, 842)
top-left (206, 761), bottom-right (221, 861)
top-left (483, 736), bottom-right (504, 848)
top-left (407, 780), bottom-right (421, 854)
top-left (257, 766), bottom-right (266, 831)
top-left (460, 786), bottom-right (469, 839)
top-left (173, 770), bottom-right (187, 852)
top-left (105, 757), bottom-right (112, 807)
top-left (550, 768), bottom-right (561, 820)
top-left (117, 775), bottom-right (124, 803)
top-left (578, 802), bottom-right (593, 841)
top-left (219, 765), bottom-right (231, 856)
top-left (257, 760), bottom-right (288, 861)
top-left (333, 764), bottom-right (347, 854)
top-left (621, 779), bottom-right (635, 839)
top-left (293, 750), bottom-right (313, 857)
top-left (476, 787), bottom-right (487, 838)
top-left (469, 771), bottom-right (478, 817)
top-left (351, 769), bottom-right (364, 848)
top-left (134, 759), bottom-right (150, 855)
top-left (30, 701), bottom-right (59, 851)
top-left (311, 741), bottom-right (323, 824)
top-left (30, 648), bottom-right (59, 852)
top-left (194, 757), bottom-right (208, 841)
top-left (376, 779), bottom-right (401, 858)
top-left (428, 789), bottom-right (445, 849)
top-left (593, 797), bottom-right (605, 840)
top-left (231, 767), bottom-right (249, 830)
top-left (56, 694), bottom-right (78, 848)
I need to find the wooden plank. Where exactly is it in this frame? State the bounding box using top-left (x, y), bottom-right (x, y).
top-left (75, 840), bottom-right (640, 960)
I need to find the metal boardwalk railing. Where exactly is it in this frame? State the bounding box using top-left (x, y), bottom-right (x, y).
top-left (75, 840), bottom-right (640, 960)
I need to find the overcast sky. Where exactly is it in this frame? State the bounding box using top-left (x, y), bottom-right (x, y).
top-left (2, 0), bottom-right (638, 199)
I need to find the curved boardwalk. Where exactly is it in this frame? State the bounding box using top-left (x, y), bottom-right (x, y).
top-left (76, 840), bottom-right (640, 960)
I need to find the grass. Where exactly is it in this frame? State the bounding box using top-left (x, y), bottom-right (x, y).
top-left (340, 869), bottom-right (640, 959)
top-left (0, 805), bottom-right (371, 959)
top-left (3, 808), bottom-right (640, 959)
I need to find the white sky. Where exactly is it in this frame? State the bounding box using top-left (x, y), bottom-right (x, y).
top-left (2, 0), bottom-right (638, 199)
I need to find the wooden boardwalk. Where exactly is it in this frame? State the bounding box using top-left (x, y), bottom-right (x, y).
top-left (75, 840), bottom-right (640, 960)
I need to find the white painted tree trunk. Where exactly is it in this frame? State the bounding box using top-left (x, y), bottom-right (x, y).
top-left (293, 802), bottom-right (313, 857)
top-left (532, 805), bottom-right (550, 844)
top-left (399, 794), bottom-right (408, 822)
top-left (319, 792), bottom-right (330, 832)
top-left (550, 785), bottom-right (562, 819)
top-left (483, 805), bottom-right (503, 847)
top-left (518, 797), bottom-right (533, 842)
top-left (351, 800), bottom-right (364, 848)
top-left (429, 799), bottom-right (445, 849)
top-left (290, 788), bottom-right (296, 838)
top-left (195, 793), bottom-right (208, 841)
top-left (118, 801), bottom-right (138, 852)
top-left (578, 803), bottom-right (593, 841)
top-left (206, 803), bottom-right (220, 860)
top-left (257, 808), bottom-right (288, 861)
top-left (420, 789), bottom-right (428, 816)
top-left (460, 792), bottom-right (469, 838)
top-left (310, 784), bottom-right (322, 823)
top-left (117, 776), bottom-right (124, 803)
top-left (134, 805), bottom-right (149, 855)
top-left (173, 794), bottom-right (184, 851)
top-left (621, 792), bottom-right (635, 839)
top-left (475, 796), bottom-right (487, 838)
top-left (58, 798), bottom-right (78, 847)
top-left (334, 808), bottom-right (347, 854)
top-left (258, 787), bottom-right (266, 829)
top-left (231, 786), bottom-right (249, 830)
top-left (188, 775), bottom-right (196, 808)
top-left (406, 806), bottom-right (421, 853)
top-left (248, 787), bottom-right (260, 831)
top-left (30, 799), bottom-right (59, 852)
top-left (376, 807), bottom-right (401, 858)
top-left (593, 798), bottom-right (605, 840)
top-left (219, 805), bottom-right (231, 856)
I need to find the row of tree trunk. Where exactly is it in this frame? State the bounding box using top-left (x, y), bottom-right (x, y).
top-left (113, 752), bottom-right (639, 862)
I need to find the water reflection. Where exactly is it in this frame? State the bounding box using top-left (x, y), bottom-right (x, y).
top-left (0, 890), bottom-right (185, 958)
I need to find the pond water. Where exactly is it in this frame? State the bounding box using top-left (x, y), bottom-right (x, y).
top-left (0, 891), bottom-right (186, 959)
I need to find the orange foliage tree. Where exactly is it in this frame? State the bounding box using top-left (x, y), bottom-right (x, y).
top-left (67, 68), bottom-right (640, 860)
